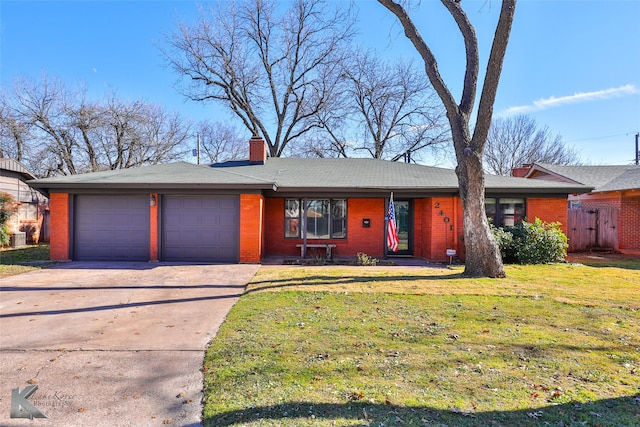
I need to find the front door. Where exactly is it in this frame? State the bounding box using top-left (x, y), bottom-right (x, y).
top-left (393, 200), bottom-right (412, 256)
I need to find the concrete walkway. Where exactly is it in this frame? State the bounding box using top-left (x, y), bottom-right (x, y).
top-left (0, 262), bottom-right (259, 426)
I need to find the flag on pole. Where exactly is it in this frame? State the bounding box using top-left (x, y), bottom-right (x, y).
top-left (387, 192), bottom-right (399, 252)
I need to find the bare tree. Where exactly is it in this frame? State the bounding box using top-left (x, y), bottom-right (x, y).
top-left (195, 121), bottom-right (246, 163)
top-left (165, 0), bottom-right (355, 157)
top-left (484, 114), bottom-right (581, 175)
top-left (1, 75), bottom-right (192, 177)
top-left (9, 76), bottom-right (80, 176)
top-left (0, 99), bottom-right (29, 161)
top-left (379, 0), bottom-right (517, 277)
top-left (99, 96), bottom-right (191, 170)
top-left (311, 50), bottom-right (449, 161)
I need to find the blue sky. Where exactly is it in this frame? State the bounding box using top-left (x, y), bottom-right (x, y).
top-left (1, 0), bottom-right (639, 165)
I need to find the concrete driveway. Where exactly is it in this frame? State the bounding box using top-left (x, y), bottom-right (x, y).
top-left (0, 262), bottom-right (259, 426)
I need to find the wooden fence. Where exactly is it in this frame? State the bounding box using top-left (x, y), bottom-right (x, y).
top-left (567, 207), bottom-right (618, 252)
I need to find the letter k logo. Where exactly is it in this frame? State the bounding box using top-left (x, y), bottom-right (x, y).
top-left (10, 385), bottom-right (46, 419)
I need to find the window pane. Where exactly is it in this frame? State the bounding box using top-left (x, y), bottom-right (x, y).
top-left (331, 199), bottom-right (346, 218)
top-left (18, 203), bottom-right (37, 220)
top-left (285, 218), bottom-right (300, 238)
top-left (306, 200), bottom-right (329, 239)
top-left (484, 198), bottom-right (497, 216)
top-left (285, 199), bottom-right (299, 218)
top-left (331, 219), bottom-right (346, 238)
top-left (499, 198), bottom-right (525, 227)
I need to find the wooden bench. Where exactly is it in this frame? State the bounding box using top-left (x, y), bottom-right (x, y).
top-left (296, 244), bottom-right (336, 259)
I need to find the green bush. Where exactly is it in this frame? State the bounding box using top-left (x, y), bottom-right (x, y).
top-left (491, 218), bottom-right (568, 264)
top-left (0, 193), bottom-right (15, 247)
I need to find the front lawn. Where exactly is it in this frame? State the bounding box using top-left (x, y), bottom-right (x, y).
top-left (203, 259), bottom-right (640, 426)
top-left (0, 244), bottom-right (50, 278)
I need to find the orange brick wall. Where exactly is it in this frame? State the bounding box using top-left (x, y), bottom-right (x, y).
top-left (239, 194), bottom-right (264, 262)
top-left (527, 198), bottom-right (569, 234)
top-left (49, 193), bottom-right (70, 261)
top-left (263, 196), bottom-right (466, 262)
top-left (412, 199), bottom-right (428, 259)
top-left (265, 198), bottom-right (385, 257)
top-left (415, 196), bottom-right (464, 262)
top-left (263, 196), bottom-right (567, 262)
top-left (149, 193), bottom-right (158, 261)
top-left (48, 192), bottom-right (573, 264)
top-left (620, 197), bottom-right (640, 250)
top-left (346, 198), bottom-right (385, 257)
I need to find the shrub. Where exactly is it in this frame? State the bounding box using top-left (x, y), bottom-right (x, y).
top-left (0, 193), bottom-right (15, 247)
top-left (356, 252), bottom-right (378, 266)
top-left (491, 218), bottom-right (568, 264)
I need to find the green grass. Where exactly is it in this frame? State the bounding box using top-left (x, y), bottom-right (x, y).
top-left (203, 258), bottom-right (640, 426)
top-left (0, 244), bottom-right (51, 277)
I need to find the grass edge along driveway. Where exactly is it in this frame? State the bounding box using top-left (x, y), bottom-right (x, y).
top-left (203, 258), bottom-right (639, 426)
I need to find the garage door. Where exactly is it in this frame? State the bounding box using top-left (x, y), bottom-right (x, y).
top-left (161, 195), bottom-right (239, 262)
top-left (75, 195), bottom-right (150, 261)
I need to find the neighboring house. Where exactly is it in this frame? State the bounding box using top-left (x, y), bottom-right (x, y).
top-left (29, 137), bottom-right (590, 263)
top-left (0, 159), bottom-right (49, 244)
top-left (517, 163), bottom-right (640, 254)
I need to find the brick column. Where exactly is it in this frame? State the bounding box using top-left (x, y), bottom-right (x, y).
top-left (49, 193), bottom-right (70, 261)
top-left (239, 194), bottom-right (264, 263)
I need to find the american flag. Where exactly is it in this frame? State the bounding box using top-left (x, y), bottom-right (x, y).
top-left (387, 193), bottom-right (399, 252)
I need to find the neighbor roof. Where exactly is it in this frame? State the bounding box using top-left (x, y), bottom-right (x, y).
top-left (0, 158), bottom-right (38, 181)
top-left (29, 158), bottom-right (591, 195)
top-left (525, 163), bottom-right (640, 193)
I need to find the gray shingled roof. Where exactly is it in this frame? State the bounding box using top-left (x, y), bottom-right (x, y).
top-left (30, 158), bottom-right (590, 194)
top-left (29, 161), bottom-right (276, 190)
top-left (527, 163), bottom-right (640, 192)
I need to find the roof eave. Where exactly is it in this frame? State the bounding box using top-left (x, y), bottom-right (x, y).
top-left (30, 182), bottom-right (277, 191)
top-left (485, 186), bottom-right (592, 195)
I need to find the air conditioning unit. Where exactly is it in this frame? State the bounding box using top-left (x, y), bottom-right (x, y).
top-left (10, 232), bottom-right (26, 248)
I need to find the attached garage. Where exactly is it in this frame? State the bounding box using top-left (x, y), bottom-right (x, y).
top-left (161, 195), bottom-right (239, 262)
top-left (74, 194), bottom-right (150, 261)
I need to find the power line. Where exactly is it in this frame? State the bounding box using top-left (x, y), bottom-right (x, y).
top-left (564, 131), bottom-right (640, 143)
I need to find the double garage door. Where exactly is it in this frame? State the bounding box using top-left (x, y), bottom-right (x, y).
top-left (74, 195), bottom-right (239, 262)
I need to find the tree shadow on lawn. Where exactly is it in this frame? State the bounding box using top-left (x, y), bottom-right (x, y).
top-left (247, 273), bottom-right (465, 292)
top-left (206, 395), bottom-right (640, 426)
top-left (566, 253), bottom-right (640, 271)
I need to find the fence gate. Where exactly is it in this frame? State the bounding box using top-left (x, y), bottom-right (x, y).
top-left (567, 207), bottom-right (618, 252)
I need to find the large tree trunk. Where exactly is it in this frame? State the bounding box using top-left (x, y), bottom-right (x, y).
top-left (451, 115), bottom-right (505, 278)
top-left (378, 0), bottom-right (515, 277)
top-left (456, 146), bottom-right (505, 277)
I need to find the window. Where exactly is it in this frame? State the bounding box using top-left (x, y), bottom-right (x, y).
top-left (485, 197), bottom-right (525, 228)
top-left (18, 203), bottom-right (38, 221)
top-left (285, 199), bottom-right (347, 239)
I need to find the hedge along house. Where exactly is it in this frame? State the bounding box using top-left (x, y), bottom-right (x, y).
top-left (29, 137), bottom-right (590, 263)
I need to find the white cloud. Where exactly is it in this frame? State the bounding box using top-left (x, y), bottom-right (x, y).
top-left (500, 84), bottom-right (640, 116)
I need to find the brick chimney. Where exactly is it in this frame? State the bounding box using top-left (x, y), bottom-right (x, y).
top-left (249, 135), bottom-right (267, 165)
top-left (511, 164), bottom-right (532, 178)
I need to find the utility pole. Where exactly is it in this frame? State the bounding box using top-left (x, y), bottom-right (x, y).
top-left (197, 134), bottom-right (200, 164)
top-left (636, 132), bottom-right (639, 166)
